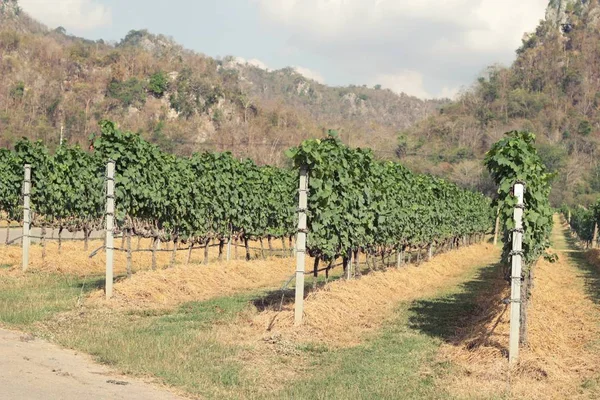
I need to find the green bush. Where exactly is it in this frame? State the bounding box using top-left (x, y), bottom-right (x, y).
top-left (578, 119), bottom-right (592, 136)
top-left (148, 71), bottom-right (169, 98)
top-left (107, 78), bottom-right (147, 107)
top-left (10, 81), bottom-right (24, 99)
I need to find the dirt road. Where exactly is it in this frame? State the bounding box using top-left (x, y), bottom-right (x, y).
top-left (0, 328), bottom-right (185, 400)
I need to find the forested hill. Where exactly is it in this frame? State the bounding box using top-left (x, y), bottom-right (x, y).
top-left (401, 0), bottom-right (600, 206)
top-left (0, 0), bottom-right (444, 166)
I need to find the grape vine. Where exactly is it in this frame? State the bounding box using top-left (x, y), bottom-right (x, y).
top-left (287, 135), bottom-right (492, 265)
top-left (1, 122), bottom-right (494, 271)
top-left (484, 130), bottom-right (553, 267)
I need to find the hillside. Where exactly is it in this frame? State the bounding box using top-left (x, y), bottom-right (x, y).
top-left (401, 0), bottom-right (600, 205)
top-left (0, 0), bottom-right (443, 166)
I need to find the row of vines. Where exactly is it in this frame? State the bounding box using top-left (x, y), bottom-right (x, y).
top-left (562, 202), bottom-right (600, 248)
top-left (288, 134), bottom-right (492, 273)
top-left (484, 130), bottom-right (554, 344)
top-left (0, 121), bottom-right (297, 266)
top-left (1, 121), bottom-right (494, 275)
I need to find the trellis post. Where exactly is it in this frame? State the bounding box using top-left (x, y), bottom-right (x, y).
top-left (22, 165), bottom-right (31, 272)
top-left (105, 160), bottom-right (115, 300)
top-left (294, 166), bottom-right (308, 326)
top-left (226, 226), bottom-right (232, 261)
top-left (509, 182), bottom-right (525, 364)
top-left (592, 222), bottom-right (598, 249)
top-left (493, 206), bottom-right (500, 246)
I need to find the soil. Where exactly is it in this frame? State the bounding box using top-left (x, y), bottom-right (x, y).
top-left (0, 328), bottom-right (185, 400)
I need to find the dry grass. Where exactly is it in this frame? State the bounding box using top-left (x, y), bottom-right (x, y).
top-left (0, 237), bottom-right (291, 277)
top-left (218, 243), bottom-right (500, 347)
top-left (88, 258), bottom-right (298, 308)
top-left (198, 242), bottom-right (500, 395)
top-left (585, 249), bottom-right (600, 270)
top-left (439, 221), bottom-right (600, 399)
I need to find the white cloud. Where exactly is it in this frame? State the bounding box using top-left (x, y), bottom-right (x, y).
top-left (438, 86), bottom-right (461, 100)
top-left (235, 57), bottom-right (270, 70)
top-left (294, 66), bottom-right (325, 83)
top-left (371, 71), bottom-right (431, 99)
top-left (256, 0), bottom-right (546, 51)
top-left (19, 0), bottom-right (111, 31)
top-left (255, 0), bottom-right (548, 96)
top-left (371, 71), bottom-right (460, 100)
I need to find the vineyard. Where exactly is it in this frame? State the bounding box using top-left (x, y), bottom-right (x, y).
top-left (0, 122), bottom-right (493, 278)
top-left (563, 201), bottom-right (600, 248)
top-left (2, 126), bottom-right (583, 399)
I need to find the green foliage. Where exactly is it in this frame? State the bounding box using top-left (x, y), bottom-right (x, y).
top-left (148, 71), bottom-right (169, 98)
top-left (0, 148), bottom-right (22, 221)
top-left (536, 143), bottom-right (567, 175)
top-left (8, 138), bottom-right (104, 230)
top-left (107, 78), bottom-right (147, 107)
top-left (288, 136), bottom-right (491, 260)
top-left (169, 68), bottom-right (221, 119)
top-left (118, 29), bottom-right (149, 48)
top-left (564, 201), bottom-right (600, 244)
top-left (484, 131), bottom-right (553, 266)
top-left (10, 81), bottom-right (24, 99)
top-left (578, 119), bottom-right (593, 136)
top-left (1, 121), bottom-right (492, 259)
top-left (91, 120), bottom-right (296, 242)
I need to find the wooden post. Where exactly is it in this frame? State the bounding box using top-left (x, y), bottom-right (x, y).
top-left (348, 250), bottom-right (353, 280)
top-left (22, 164), bottom-right (31, 272)
top-left (105, 160), bottom-right (115, 300)
top-left (509, 182), bottom-right (525, 364)
top-left (493, 207), bottom-right (500, 246)
top-left (170, 236), bottom-right (178, 268)
top-left (186, 240), bottom-right (194, 264)
top-left (226, 227), bottom-right (232, 261)
top-left (126, 228), bottom-right (132, 278)
top-left (295, 166), bottom-right (308, 326)
top-left (152, 236), bottom-right (158, 270)
top-left (593, 222), bottom-right (598, 250)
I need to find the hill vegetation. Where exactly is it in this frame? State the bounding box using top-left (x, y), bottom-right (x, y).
top-left (4, 0), bottom-right (600, 206)
top-left (401, 0), bottom-right (600, 205)
top-left (0, 0), bottom-right (443, 166)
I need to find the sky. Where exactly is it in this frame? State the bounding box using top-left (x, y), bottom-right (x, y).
top-left (18, 0), bottom-right (550, 99)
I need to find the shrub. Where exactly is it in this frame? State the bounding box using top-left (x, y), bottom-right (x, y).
top-left (107, 78), bottom-right (147, 107)
top-left (148, 71), bottom-right (169, 98)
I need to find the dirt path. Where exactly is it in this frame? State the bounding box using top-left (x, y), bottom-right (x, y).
top-left (0, 328), bottom-right (185, 400)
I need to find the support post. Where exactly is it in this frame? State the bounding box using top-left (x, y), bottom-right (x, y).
top-left (22, 165), bottom-right (31, 272)
top-left (593, 222), bottom-right (598, 250)
top-left (105, 160), bottom-right (115, 300)
top-left (509, 182), bottom-right (525, 364)
top-left (226, 228), bottom-right (232, 261)
top-left (295, 166), bottom-right (308, 326)
top-left (493, 207), bottom-right (500, 246)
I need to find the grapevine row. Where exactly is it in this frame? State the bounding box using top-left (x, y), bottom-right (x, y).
top-left (288, 134), bottom-right (492, 267)
top-left (1, 123), bottom-right (494, 270)
top-left (562, 202), bottom-right (600, 247)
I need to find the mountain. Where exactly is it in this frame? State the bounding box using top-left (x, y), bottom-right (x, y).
top-left (400, 0), bottom-right (600, 206)
top-left (0, 0), bottom-right (443, 166)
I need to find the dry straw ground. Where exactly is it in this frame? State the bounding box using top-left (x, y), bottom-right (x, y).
top-left (438, 219), bottom-right (600, 400)
top-left (0, 237), bottom-right (289, 277)
top-left (216, 242), bottom-right (500, 348)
